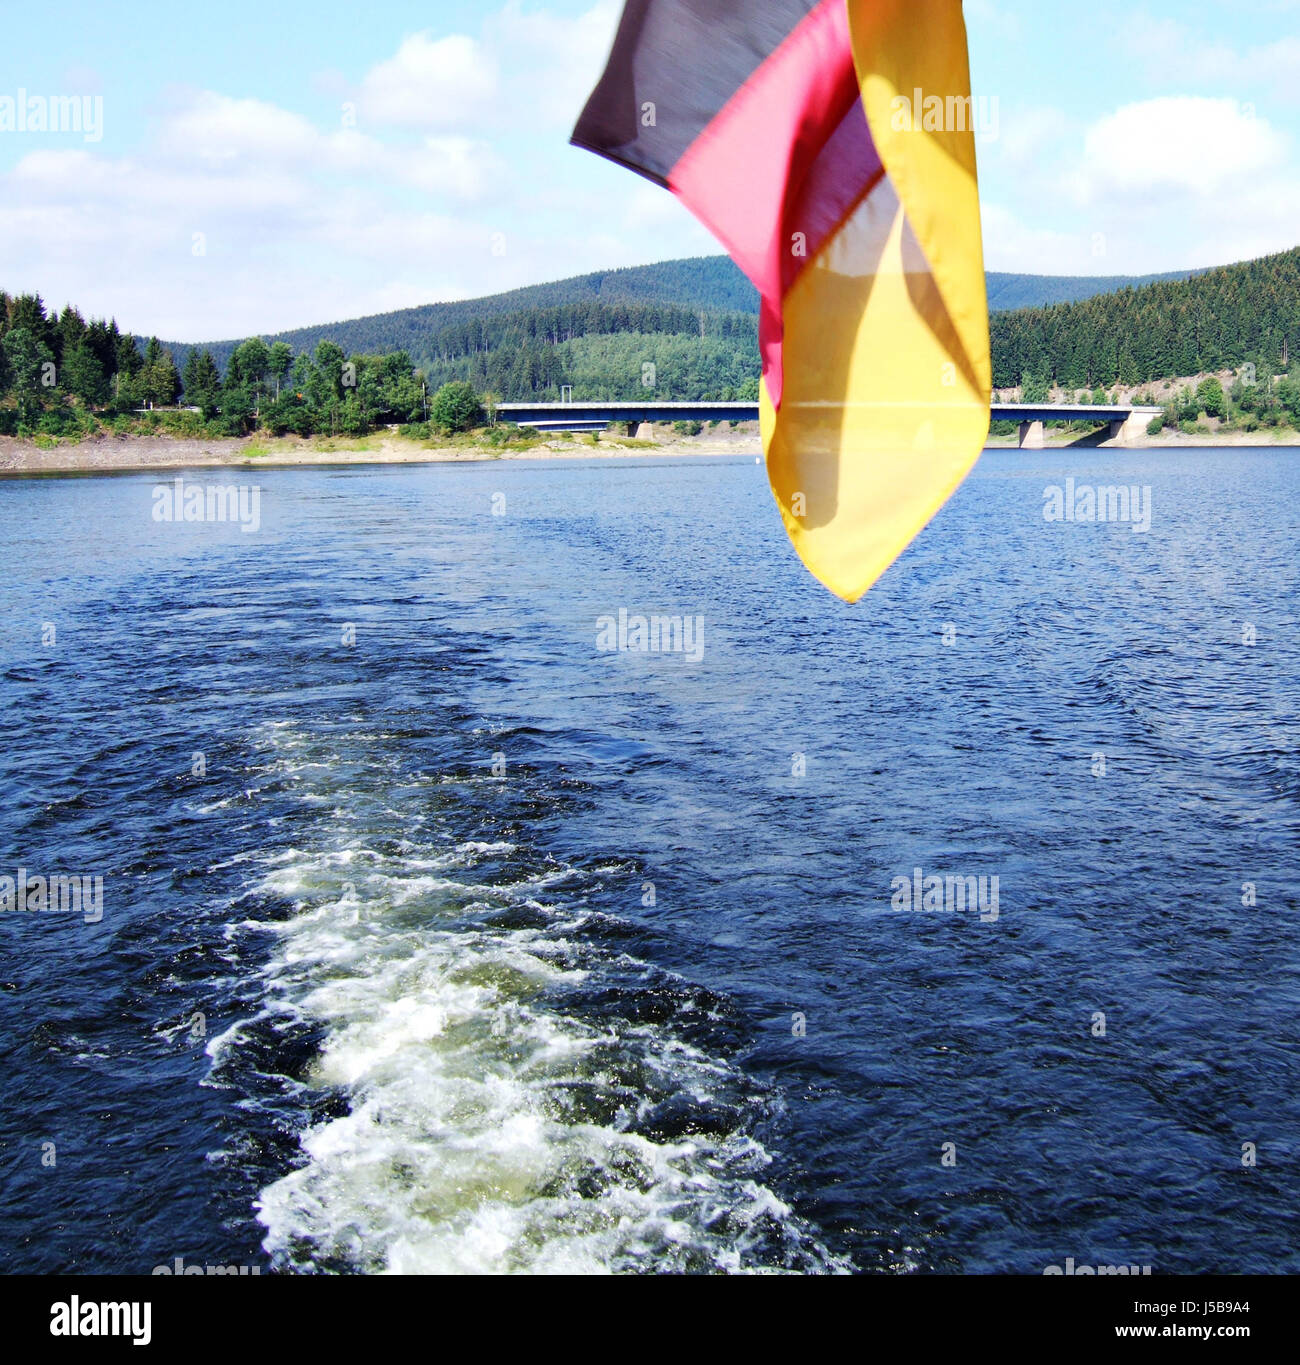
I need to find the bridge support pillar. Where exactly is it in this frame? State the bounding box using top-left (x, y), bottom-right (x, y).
top-left (1018, 419), bottom-right (1045, 450)
top-left (634, 422), bottom-right (654, 441)
top-left (1109, 412), bottom-right (1150, 447)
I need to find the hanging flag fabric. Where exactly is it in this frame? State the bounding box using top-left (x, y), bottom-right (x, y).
top-left (572, 0), bottom-right (991, 602)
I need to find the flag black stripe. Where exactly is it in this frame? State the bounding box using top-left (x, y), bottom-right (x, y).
top-left (572, 0), bottom-right (821, 185)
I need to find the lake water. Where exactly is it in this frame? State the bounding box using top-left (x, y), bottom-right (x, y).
top-left (0, 447), bottom-right (1296, 1273)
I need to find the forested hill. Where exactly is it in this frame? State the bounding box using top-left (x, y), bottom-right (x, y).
top-left (991, 245), bottom-right (1300, 391)
top-left (389, 299), bottom-right (756, 402)
top-left (169, 255), bottom-right (1199, 372)
top-left (171, 258), bottom-right (760, 372)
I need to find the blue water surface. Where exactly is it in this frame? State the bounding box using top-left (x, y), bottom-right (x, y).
top-left (0, 447), bottom-right (1296, 1273)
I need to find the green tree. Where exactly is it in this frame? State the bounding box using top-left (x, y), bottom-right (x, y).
top-left (62, 342), bottom-right (108, 405)
top-left (429, 380), bottom-right (483, 433)
top-left (184, 350), bottom-right (223, 416)
top-left (1022, 369), bottom-right (1050, 403)
top-left (219, 382), bottom-right (253, 436)
top-left (233, 338), bottom-right (270, 390)
top-left (56, 305), bottom-right (87, 364)
top-left (144, 349), bottom-right (182, 407)
top-left (115, 334), bottom-right (143, 381)
top-left (339, 391), bottom-right (369, 437)
top-left (181, 348), bottom-right (200, 401)
top-left (1196, 376), bottom-right (1227, 420)
top-left (268, 341), bottom-right (293, 398)
top-left (2, 328), bottom-right (55, 424)
top-left (7, 294), bottom-right (54, 352)
top-left (310, 341), bottom-right (345, 402)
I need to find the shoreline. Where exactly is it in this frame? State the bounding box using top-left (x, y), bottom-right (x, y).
top-left (0, 432), bottom-right (756, 478)
top-left (1, 426), bottom-right (1296, 478)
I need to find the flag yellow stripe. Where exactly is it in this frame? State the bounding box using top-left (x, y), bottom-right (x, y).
top-left (762, 0), bottom-right (990, 603)
top-left (852, 0), bottom-right (990, 395)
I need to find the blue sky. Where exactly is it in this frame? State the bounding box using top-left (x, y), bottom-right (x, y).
top-left (1, 0), bottom-right (1298, 339)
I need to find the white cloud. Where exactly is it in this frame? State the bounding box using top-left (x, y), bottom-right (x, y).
top-left (1073, 97), bottom-right (1287, 202)
top-left (980, 101), bottom-right (1300, 275)
top-left (0, 75), bottom-right (511, 338)
top-left (975, 90), bottom-right (1300, 276)
top-left (356, 32), bottom-right (498, 130)
top-left (156, 90), bottom-right (320, 167)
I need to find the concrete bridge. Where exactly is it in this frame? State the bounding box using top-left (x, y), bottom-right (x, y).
top-left (496, 401), bottom-right (753, 437)
top-left (496, 401), bottom-right (1164, 448)
top-left (993, 402), bottom-right (1163, 448)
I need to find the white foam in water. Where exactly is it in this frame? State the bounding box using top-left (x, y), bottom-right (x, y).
top-left (222, 723), bottom-right (845, 1274)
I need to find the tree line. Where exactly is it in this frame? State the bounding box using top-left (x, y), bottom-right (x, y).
top-left (0, 291), bottom-right (447, 438)
top-left (0, 288), bottom-right (760, 436)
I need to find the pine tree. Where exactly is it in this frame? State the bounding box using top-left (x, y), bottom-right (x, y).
top-left (63, 343), bottom-right (108, 405)
top-left (2, 328), bottom-right (55, 424)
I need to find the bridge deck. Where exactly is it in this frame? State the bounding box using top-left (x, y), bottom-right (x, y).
top-left (496, 401), bottom-right (1162, 427)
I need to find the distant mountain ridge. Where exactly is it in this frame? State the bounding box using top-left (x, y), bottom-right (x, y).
top-left (985, 267), bottom-right (1198, 311)
top-left (166, 255), bottom-right (1203, 371)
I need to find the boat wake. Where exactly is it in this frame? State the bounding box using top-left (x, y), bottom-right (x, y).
top-left (206, 720), bottom-right (846, 1274)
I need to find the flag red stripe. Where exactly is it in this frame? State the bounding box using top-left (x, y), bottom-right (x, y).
top-left (666, 0), bottom-right (883, 408)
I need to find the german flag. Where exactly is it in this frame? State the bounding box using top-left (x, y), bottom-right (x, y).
top-left (573, 0), bottom-right (990, 602)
